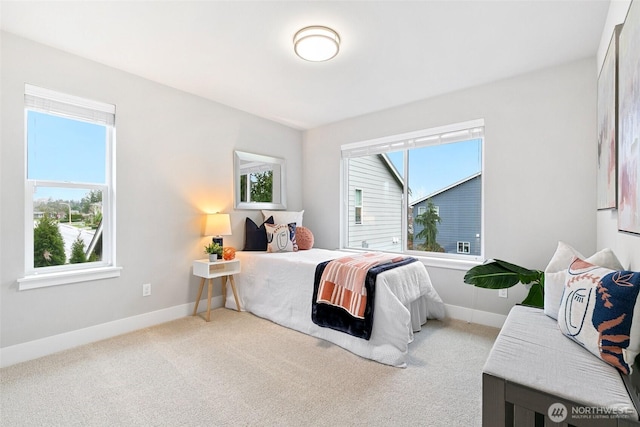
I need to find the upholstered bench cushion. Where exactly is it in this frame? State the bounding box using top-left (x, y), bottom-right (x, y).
top-left (483, 305), bottom-right (638, 419)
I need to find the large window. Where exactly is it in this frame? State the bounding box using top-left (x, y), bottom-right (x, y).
top-left (19, 85), bottom-right (119, 289)
top-left (342, 119), bottom-right (484, 260)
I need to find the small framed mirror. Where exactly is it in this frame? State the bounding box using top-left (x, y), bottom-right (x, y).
top-left (234, 151), bottom-right (286, 210)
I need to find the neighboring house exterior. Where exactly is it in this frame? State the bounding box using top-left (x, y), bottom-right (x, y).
top-left (346, 154), bottom-right (403, 251)
top-left (410, 173), bottom-right (481, 256)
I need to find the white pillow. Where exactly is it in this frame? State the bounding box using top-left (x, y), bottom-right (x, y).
top-left (262, 210), bottom-right (304, 227)
top-left (265, 223), bottom-right (298, 253)
top-left (544, 241), bottom-right (623, 319)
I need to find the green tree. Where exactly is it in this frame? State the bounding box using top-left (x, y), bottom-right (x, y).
top-left (33, 214), bottom-right (66, 267)
top-left (414, 200), bottom-right (444, 252)
top-left (69, 234), bottom-right (87, 264)
top-left (250, 171), bottom-right (273, 202)
top-left (90, 211), bottom-right (102, 229)
top-left (80, 190), bottom-right (102, 214)
top-left (240, 174), bottom-right (247, 202)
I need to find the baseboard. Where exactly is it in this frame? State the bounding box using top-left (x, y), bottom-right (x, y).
top-left (0, 296), bottom-right (224, 368)
top-left (1, 299), bottom-right (502, 368)
top-left (444, 303), bottom-right (507, 329)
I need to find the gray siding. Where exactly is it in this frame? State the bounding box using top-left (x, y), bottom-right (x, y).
top-left (346, 155), bottom-right (403, 251)
top-left (412, 175), bottom-right (481, 255)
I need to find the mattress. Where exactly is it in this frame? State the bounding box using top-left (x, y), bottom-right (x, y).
top-left (224, 248), bottom-right (445, 367)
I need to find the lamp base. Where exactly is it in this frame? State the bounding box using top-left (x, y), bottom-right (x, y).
top-left (212, 237), bottom-right (223, 247)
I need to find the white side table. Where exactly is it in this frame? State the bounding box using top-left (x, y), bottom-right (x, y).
top-left (192, 258), bottom-right (241, 322)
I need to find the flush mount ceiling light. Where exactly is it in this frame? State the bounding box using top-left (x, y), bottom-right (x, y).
top-left (293, 26), bottom-right (340, 62)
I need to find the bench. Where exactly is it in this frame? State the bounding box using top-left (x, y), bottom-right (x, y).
top-left (482, 305), bottom-right (640, 427)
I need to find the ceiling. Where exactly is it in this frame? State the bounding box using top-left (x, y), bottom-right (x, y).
top-left (0, 1), bottom-right (610, 130)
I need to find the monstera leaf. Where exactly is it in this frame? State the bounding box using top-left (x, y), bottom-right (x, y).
top-left (464, 259), bottom-right (545, 308)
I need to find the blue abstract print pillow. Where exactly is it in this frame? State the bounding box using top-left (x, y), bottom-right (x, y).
top-left (558, 257), bottom-right (640, 374)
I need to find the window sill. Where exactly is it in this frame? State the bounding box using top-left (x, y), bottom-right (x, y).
top-left (17, 266), bottom-right (122, 290)
top-left (411, 255), bottom-right (482, 271)
top-left (340, 247), bottom-right (482, 271)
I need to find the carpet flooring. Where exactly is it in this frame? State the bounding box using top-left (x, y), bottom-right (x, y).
top-left (1, 309), bottom-right (499, 426)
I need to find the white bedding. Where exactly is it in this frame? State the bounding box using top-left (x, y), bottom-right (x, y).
top-left (224, 248), bottom-right (445, 367)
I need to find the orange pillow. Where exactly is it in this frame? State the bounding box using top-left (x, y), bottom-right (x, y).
top-left (295, 226), bottom-right (314, 250)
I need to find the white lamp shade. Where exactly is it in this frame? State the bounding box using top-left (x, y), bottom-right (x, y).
top-left (294, 26), bottom-right (340, 62)
top-left (204, 213), bottom-right (232, 236)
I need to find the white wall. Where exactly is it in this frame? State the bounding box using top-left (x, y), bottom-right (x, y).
top-left (303, 58), bottom-right (597, 317)
top-left (596, 0), bottom-right (640, 270)
top-left (3, 10), bottom-right (626, 360)
top-left (0, 32), bottom-right (303, 350)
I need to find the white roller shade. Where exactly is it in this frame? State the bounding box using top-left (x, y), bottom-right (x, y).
top-left (341, 119), bottom-right (484, 158)
top-left (25, 84), bottom-right (115, 126)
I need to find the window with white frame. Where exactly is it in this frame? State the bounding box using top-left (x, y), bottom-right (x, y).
top-left (354, 189), bottom-right (363, 225)
top-left (457, 241), bottom-right (471, 254)
top-left (342, 119), bottom-right (483, 259)
top-left (20, 84), bottom-right (119, 289)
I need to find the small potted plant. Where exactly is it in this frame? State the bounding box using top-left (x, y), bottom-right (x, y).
top-left (204, 242), bottom-right (223, 262)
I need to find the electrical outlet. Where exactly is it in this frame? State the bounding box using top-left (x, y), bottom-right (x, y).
top-left (142, 283), bottom-right (151, 297)
top-left (498, 288), bottom-right (508, 298)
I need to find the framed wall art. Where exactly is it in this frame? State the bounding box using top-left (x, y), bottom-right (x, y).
top-left (596, 24), bottom-right (621, 210)
top-left (618, 0), bottom-right (640, 234)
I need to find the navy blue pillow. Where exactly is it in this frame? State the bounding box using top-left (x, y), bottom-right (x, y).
top-left (243, 216), bottom-right (274, 251)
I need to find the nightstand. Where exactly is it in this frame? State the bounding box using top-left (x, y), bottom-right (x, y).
top-left (192, 258), bottom-right (241, 322)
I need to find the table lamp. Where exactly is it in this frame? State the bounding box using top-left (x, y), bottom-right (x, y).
top-left (204, 213), bottom-right (232, 247)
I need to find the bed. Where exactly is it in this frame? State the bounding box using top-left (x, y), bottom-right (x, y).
top-left (223, 248), bottom-right (445, 367)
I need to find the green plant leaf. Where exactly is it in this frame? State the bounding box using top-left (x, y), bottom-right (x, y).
top-left (521, 283), bottom-right (544, 308)
top-left (463, 261), bottom-right (521, 289)
top-left (464, 259), bottom-right (543, 289)
top-left (464, 259), bottom-right (545, 307)
top-left (491, 260), bottom-right (541, 284)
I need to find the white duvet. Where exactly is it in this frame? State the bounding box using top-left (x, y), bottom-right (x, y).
top-left (225, 248), bottom-right (445, 367)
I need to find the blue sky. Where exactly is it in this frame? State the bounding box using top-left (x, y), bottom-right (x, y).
top-left (387, 138), bottom-right (482, 202)
top-left (27, 111), bottom-right (106, 202)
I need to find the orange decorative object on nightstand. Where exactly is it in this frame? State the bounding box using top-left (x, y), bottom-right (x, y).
top-left (223, 247), bottom-right (236, 260)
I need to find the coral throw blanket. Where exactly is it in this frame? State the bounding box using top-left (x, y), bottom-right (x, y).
top-left (316, 252), bottom-right (404, 319)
